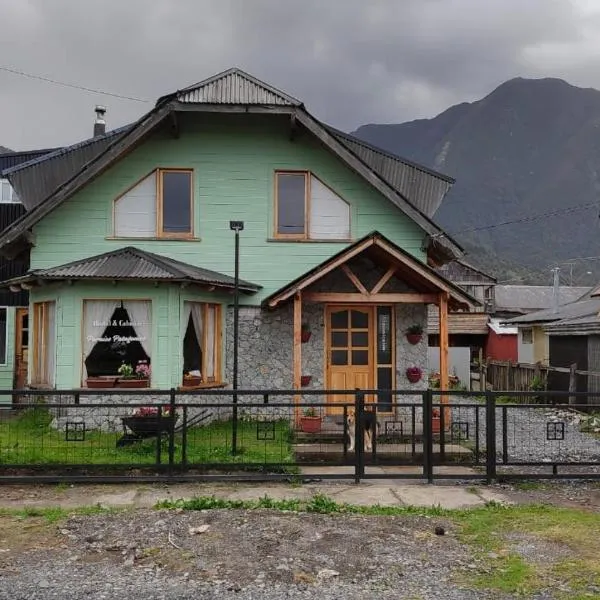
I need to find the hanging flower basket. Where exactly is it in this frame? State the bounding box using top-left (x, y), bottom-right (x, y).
top-left (406, 367), bottom-right (423, 384)
top-left (300, 375), bottom-right (312, 387)
top-left (406, 324), bottom-right (423, 345)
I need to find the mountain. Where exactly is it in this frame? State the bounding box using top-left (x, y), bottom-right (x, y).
top-left (352, 77), bottom-right (600, 285)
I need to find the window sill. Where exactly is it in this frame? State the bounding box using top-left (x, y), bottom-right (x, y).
top-left (178, 381), bottom-right (228, 391)
top-left (106, 237), bottom-right (201, 242)
top-left (267, 238), bottom-right (353, 243)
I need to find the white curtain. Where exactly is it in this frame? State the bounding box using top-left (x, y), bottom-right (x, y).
top-left (123, 300), bottom-right (152, 357)
top-left (83, 300), bottom-right (120, 379)
top-left (205, 305), bottom-right (215, 379)
top-left (191, 303), bottom-right (204, 354)
top-left (181, 301), bottom-right (193, 344)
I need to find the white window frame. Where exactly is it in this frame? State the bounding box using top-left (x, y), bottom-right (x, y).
top-left (0, 179), bottom-right (20, 204)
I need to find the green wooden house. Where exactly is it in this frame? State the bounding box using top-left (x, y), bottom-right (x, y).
top-left (0, 68), bottom-right (475, 414)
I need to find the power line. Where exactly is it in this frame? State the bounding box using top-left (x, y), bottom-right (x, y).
top-left (0, 65), bottom-right (150, 103)
top-left (445, 201), bottom-right (599, 236)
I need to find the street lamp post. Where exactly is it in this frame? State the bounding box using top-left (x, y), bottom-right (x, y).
top-left (229, 220), bottom-right (244, 455)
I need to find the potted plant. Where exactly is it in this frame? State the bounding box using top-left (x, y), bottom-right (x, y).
top-left (406, 324), bottom-right (423, 345)
top-left (301, 323), bottom-right (312, 343)
top-left (86, 375), bottom-right (119, 388)
top-left (299, 407), bottom-right (322, 433)
top-left (300, 375), bottom-right (312, 387)
top-left (432, 408), bottom-right (441, 434)
top-left (183, 371), bottom-right (202, 387)
top-left (121, 405), bottom-right (176, 438)
top-left (406, 366), bottom-right (423, 384)
top-left (116, 361), bottom-right (150, 388)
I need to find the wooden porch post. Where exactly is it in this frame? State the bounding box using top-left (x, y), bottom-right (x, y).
top-left (293, 292), bottom-right (302, 425)
top-left (439, 292), bottom-right (451, 425)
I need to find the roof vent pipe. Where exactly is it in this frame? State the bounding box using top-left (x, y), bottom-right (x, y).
top-left (552, 267), bottom-right (560, 314)
top-left (93, 105), bottom-right (106, 137)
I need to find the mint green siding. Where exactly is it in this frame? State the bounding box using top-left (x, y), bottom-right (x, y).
top-left (31, 114), bottom-right (427, 303)
top-left (0, 307), bottom-right (15, 403)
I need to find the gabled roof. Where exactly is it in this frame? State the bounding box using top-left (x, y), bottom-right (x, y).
top-left (0, 148), bottom-right (59, 173)
top-left (495, 285), bottom-right (591, 315)
top-left (168, 67), bottom-right (303, 107)
top-left (507, 296), bottom-right (600, 325)
top-left (0, 68), bottom-right (463, 262)
top-left (263, 231), bottom-right (477, 310)
top-left (3, 246), bottom-right (261, 293)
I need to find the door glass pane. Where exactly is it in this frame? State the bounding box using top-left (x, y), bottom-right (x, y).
top-left (276, 173), bottom-right (306, 234)
top-left (377, 367), bottom-right (393, 412)
top-left (377, 306), bottom-right (392, 364)
top-left (331, 350), bottom-right (348, 365)
top-left (331, 331), bottom-right (348, 347)
top-left (351, 331), bottom-right (368, 347)
top-left (162, 171), bottom-right (192, 233)
top-left (351, 310), bottom-right (368, 328)
top-left (330, 310), bottom-right (348, 329)
top-left (352, 350), bottom-right (369, 365)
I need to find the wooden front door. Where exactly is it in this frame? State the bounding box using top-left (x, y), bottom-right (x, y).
top-left (14, 308), bottom-right (29, 392)
top-left (326, 306), bottom-right (374, 414)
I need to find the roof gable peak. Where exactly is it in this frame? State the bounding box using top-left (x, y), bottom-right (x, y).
top-left (169, 67), bottom-right (303, 107)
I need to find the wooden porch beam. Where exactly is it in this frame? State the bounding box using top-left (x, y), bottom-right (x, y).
top-left (303, 292), bottom-right (438, 303)
top-left (293, 292), bottom-right (302, 425)
top-left (341, 264), bottom-right (369, 295)
top-left (370, 265), bottom-right (396, 294)
top-left (439, 292), bottom-right (450, 424)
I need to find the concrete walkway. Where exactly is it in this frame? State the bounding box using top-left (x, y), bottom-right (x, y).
top-left (0, 480), bottom-right (511, 511)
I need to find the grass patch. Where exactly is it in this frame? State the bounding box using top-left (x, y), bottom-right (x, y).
top-left (0, 408), bottom-right (295, 471)
top-left (156, 494), bottom-right (600, 597)
top-left (0, 504), bottom-right (116, 523)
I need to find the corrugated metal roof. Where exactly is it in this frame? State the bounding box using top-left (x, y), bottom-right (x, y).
top-left (495, 285), bottom-right (591, 314)
top-left (175, 68), bottom-right (302, 106)
top-left (2, 126), bottom-right (132, 211)
top-left (6, 246), bottom-right (261, 292)
top-left (328, 127), bottom-right (453, 218)
top-left (509, 297), bottom-right (600, 325)
top-left (488, 318), bottom-right (517, 335)
top-left (0, 148), bottom-right (58, 173)
top-left (427, 307), bottom-right (489, 334)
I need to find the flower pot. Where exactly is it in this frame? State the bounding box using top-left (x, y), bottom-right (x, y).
top-left (406, 333), bottom-right (422, 345)
top-left (116, 378), bottom-right (149, 388)
top-left (122, 415), bottom-right (175, 437)
top-left (183, 375), bottom-right (202, 387)
top-left (301, 330), bottom-right (312, 343)
top-left (300, 416), bottom-right (322, 433)
top-left (300, 375), bottom-right (312, 387)
top-left (86, 376), bottom-right (118, 389)
top-left (406, 371), bottom-right (422, 384)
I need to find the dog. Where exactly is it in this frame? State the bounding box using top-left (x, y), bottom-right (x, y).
top-left (346, 406), bottom-right (379, 452)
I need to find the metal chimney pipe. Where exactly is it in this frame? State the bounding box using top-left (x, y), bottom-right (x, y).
top-left (93, 105), bottom-right (106, 137)
top-left (552, 267), bottom-right (560, 314)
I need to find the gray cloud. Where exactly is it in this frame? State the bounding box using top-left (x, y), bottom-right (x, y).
top-left (0, 0), bottom-right (597, 149)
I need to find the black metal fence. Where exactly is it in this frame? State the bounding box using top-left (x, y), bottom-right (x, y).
top-left (0, 388), bottom-right (599, 483)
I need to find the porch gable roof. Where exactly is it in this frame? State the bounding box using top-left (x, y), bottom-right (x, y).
top-left (3, 246), bottom-right (261, 293)
top-left (263, 231), bottom-right (478, 310)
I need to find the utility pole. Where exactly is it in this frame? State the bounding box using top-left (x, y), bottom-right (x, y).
top-left (551, 267), bottom-right (560, 314)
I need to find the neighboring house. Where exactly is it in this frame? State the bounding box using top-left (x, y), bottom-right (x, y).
top-left (0, 68), bottom-right (476, 414)
top-left (508, 287), bottom-right (594, 365)
top-left (485, 318), bottom-right (518, 361)
top-left (0, 148), bottom-right (57, 396)
top-left (494, 285), bottom-right (590, 319)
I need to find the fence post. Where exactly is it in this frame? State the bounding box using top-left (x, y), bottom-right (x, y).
top-left (181, 405), bottom-right (188, 466)
top-left (354, 390), bottom-right (365, 484)
top-left (485, 391), bottom-right (497, 484)
top-left (168, 388), bottom-right (176, 474)
top-left (423, 389), bottom-right (433, 484)
top-left (569, 363), bottom-right (577, 406)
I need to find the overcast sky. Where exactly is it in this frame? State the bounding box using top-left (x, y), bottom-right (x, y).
top-left (2, 0), bottom-right (600, 149)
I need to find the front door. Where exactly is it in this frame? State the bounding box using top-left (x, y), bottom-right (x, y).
top-left (14, 308), bottom-right (29, 393)
top-left (326, 306), bottom-right (373, 414)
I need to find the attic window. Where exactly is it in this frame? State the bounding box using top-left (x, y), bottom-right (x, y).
top-left (274, 171), bottom-right (350, 240)
top-left (0, 179), bottom-right (20, 204)
top-left (113, 169), bottom-right (193, 239)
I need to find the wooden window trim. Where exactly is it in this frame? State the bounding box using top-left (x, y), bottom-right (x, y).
top-left (274, 170), bottom-right (310, 240)
top-left (112, 168), bottom-right (194, 239)
top-left (32, 301), bottom-right (55, 386)
top-left (157, 168), bottom-right (194, 239)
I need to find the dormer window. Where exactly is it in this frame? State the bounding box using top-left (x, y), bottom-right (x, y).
top-left (274, 171), bottom-right (351, 241)
top-left (0, 179), bottom-right (20, 204)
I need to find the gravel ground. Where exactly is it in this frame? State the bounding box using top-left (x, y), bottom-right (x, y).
top-left (0, 507), bottom-right (547, 600)
top-left (450, 399), bottom-right (600, 465)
